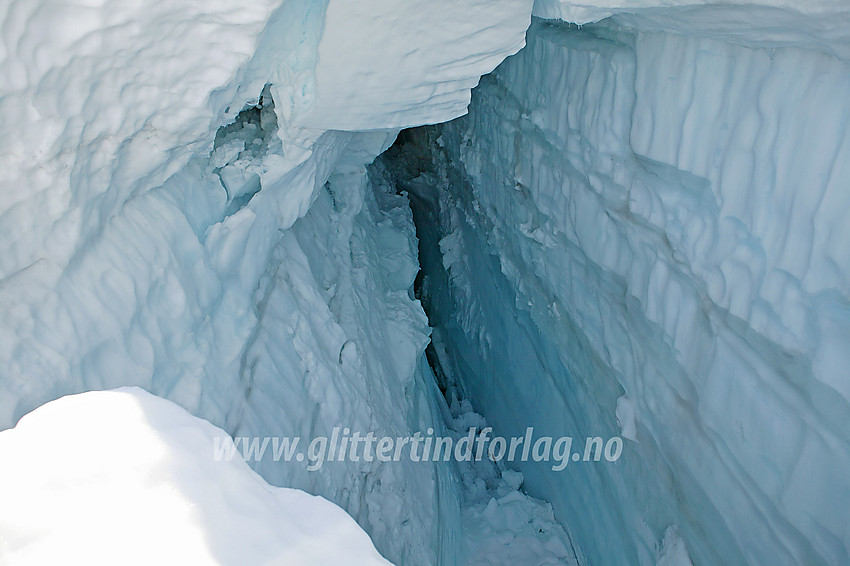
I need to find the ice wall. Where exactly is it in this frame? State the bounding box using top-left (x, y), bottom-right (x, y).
top-left (5, 1), bottom-right (850, 564)
top-left (423, 14), bottom-right (850, 566)
top-left (0, 1), bottom-right (532, 563)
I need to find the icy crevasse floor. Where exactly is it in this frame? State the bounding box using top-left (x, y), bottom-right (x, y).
top-left (437, 349), bottom-right (582, 566)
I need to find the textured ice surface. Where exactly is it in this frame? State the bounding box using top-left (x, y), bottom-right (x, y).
top-left (0, 0), bottom-right (531, 426)
top-left (425, 15), bottom-right (850, 566)
top-left (0, 387), bottom-right (392, 565)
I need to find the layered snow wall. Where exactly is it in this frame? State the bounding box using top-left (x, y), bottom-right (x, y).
top-left (407, 13), bottom-right (850, 566)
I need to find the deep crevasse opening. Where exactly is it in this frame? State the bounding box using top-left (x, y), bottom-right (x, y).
top-left (1, 2), bottom-right (850, 565)
top-left (368, 128), bottom-right (583, 565)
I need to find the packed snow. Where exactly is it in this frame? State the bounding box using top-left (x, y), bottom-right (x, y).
top-left (0, 387), bottom-right (392, 566)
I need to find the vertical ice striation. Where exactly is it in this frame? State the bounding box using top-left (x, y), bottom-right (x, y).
top-left (420, 12), bottom-right (850, 566)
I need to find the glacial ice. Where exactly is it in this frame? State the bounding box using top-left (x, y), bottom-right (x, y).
top-left (1, 0), bottom-right (850, 565)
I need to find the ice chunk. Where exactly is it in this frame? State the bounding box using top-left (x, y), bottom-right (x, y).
top-left (415, 13), bottom-right (850, 564)
top-left (656, 526), bottom-right (694, 566)
top-left (616, 395), bottom-right (637, 442)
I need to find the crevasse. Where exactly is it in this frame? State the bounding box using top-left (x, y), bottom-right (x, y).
top-left (1, 1), bottom-right (850, 565)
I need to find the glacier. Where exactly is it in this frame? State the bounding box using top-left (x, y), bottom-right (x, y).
top-left (2, 0), bottom-right (850, 564)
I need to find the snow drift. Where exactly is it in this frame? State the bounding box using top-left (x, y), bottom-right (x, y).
top-left (0, 387), bottom-right (392, 566)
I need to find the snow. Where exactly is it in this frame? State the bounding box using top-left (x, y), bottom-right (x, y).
top-left (296, 0), bottom-right (533, 130)
top-left (0, 387), bottom-right (392, 566)
top-left (453, 416), bottom-right (581, 566)
top-left (615, 396), bottom-right (637, 442)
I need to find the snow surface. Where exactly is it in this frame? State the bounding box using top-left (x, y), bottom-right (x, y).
top-left (0, 387), bottom-right (392, 566)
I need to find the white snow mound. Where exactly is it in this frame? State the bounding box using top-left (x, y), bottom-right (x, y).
top-left (0, 387), bottom-right (392, 566)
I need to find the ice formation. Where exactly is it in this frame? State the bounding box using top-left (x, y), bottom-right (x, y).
top-left (1, 0), bottom-right (850, 564)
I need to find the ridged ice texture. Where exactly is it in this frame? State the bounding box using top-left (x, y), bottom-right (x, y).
top-left (435, 17), bottom-right (850, 566)
top-left (0, 1), bottom-right (532, 563)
